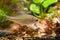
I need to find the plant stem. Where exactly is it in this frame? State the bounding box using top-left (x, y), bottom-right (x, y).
top-left (33, 13), bottom-right (41, 18)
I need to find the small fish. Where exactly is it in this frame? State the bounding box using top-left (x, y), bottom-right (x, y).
top-left (6, 14), bottom-right (38, 26)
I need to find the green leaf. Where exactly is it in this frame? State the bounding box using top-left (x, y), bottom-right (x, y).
top-left (0, 9), bottom-right (12, 28)
top-left (48, 7), bottom-right (55, 13)
top-left (0, 9), bottom-right (5, 21)
top-left (2, 5), bottom-right (11, 15)
top-left (24, 0), bottom-right (28, 2)
top-left (33, 0), bottom-right (44, 3)
top-left (0, 9), bottom-right (4, 17)
top-left (11, 0), bottom-right (20, 3)
top-left (42, 0), bottom-right (58, 8)
top-left (30, 4), bottom-right (40, 14)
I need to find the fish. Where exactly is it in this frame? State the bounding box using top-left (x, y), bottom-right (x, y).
top-left (5, 14), bottom-right (38, 26)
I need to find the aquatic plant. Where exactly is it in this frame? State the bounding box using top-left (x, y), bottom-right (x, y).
top-left (29, 0), bottom-right (58, 18)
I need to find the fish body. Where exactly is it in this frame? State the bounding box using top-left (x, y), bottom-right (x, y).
top-left (6, 14), bottom-right (38, 26)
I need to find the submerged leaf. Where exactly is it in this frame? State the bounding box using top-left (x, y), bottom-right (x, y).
top-left (42, 0), bottom-right (58, 8)
top-left (0, 9), bottom-right (5, 21)
top-left (0, 9), bottom-right (4, 17)
top-left (33, 0), bottom-right (44, 3)
top-left (30, 4), bottom-right (40, 14)
top-left (48, 7), bottom-right (55, 13)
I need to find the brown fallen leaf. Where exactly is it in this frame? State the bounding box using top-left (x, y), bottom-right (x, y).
top-left (6, 14), bottom-right (38, 26)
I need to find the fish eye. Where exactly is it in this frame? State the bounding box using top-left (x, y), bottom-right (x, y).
top-left (36, 19), bottom-right (38, 21)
